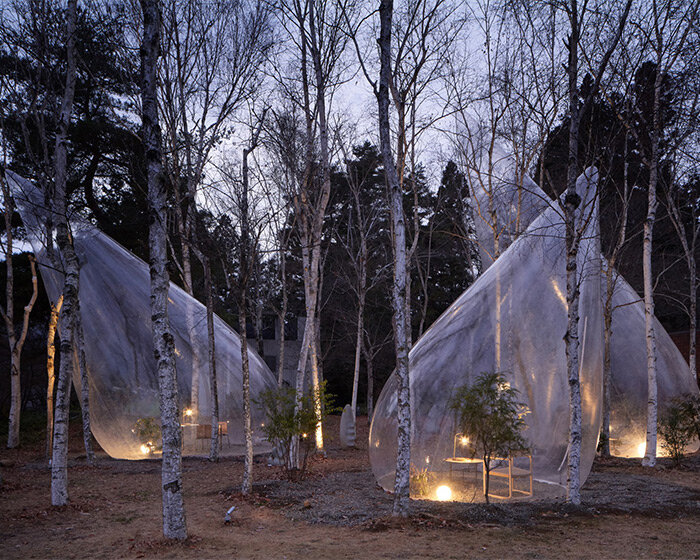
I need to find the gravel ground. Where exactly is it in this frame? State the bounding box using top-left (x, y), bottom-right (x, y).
top-left (253, 455), bottom-right (700, 528)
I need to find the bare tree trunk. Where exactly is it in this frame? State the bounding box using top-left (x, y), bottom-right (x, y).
top-left (141, 0), bottom-right (187, 539)
top-left (239, 306), bottom-right (253, 494)
top-left (351, 292), bottom-right (365, 419)
top-left (307, 0), bottom-right (328, 454)
top-left (46, 296), bottom-right (63, 460)
top-left (51, 0), bottom-right (79, 507)
top-left (377, 0), bottom-right (411, 517)
top-left (601, 264), bottom-right (614, 457)
top-left (254, 263), bottom-right (265, 359)
top-left (2, 179), bottom-right (38, 449)
top-left (172, 187), bottom-right (201, 419)
top-left (642, 61), bottom-right (663, 468)
top-left (74, 310), bottom-right (94, 465)
top-left (365, 347), bottom-right (374, 421)
top-left (203, 258), bottom-right (219, 463)
top-left (601, 129), bottom-right (630, 458)
top-left (690, 263), bottom-right (697, 385)
top-left (276, 315), bottom-right (286, 386)
top-left (564, 0), bottom-right (583, 505)
top-left (238, 113), bottom-right (265, 493)
top-left (290, 2), bottom-right (331, 464)
top-left (240, 151), bottom-right (253, 495)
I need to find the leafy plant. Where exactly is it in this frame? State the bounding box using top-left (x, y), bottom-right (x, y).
top-left (675, 395), bottom-right (700, 441)
top-left (659, 395), bottom-right (700, 466)
top-left (133, 417), bottom-right (161, 453)
top-left (409, 465), bottom-right (432, 497)
top-left (449, 372), bottom-right (529, 503)
top-left (255, 381), bottom-right (337, 481)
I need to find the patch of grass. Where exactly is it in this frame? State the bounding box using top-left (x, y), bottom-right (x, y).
top-left (113, 514), bottom-right (136, 524)
top-left (0, 409), bottom-right (48, 446)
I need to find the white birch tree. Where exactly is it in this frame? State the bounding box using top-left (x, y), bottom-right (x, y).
top-left (50, 0), bottom-right (80, 507)
top-left (45, 295), bottom-right (62, 460)
top-left (275, 0), bottom-right (352, 458)
top-left (0, 180), bottom-right (38, 448)
top-left (140, 0), bottom-right (187, 539)
top-left (378, 0), bottom-right (412, 517)
top-left (560, 0), bottom-right (631, 503)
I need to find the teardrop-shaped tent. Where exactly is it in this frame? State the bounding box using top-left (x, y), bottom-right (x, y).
top-left (7, 171), bottom-right (276, 459)
top-left (369, 169), bottom-right (603, 499)
top-left (468, 147), bottom-right (699, 458)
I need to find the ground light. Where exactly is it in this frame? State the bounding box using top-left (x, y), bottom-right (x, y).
top-left (435, 485), bottom-right (452, 501)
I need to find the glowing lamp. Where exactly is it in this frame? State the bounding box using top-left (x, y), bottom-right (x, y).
top-left (140, 444), bottom-right (150, 455)
top-left (302, 433), bottom-right (308, 438)
top-left (184, 408), bottom-right (193, 417)
top-left (637, 441), bottom-right (646, 457)
top-left (460, 436), bottom-right (469, 446)
top-left (436, 485), bottom-right (452, 501)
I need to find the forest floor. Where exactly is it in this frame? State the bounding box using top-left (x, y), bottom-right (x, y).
top-left (2, 415), bottom-right (700, 559)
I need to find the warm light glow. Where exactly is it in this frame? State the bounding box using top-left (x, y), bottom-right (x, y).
top-left (425, 456), bottom-right (430, 464)
top-left (140, 444), bottom-right (150, 454)
top-left (637, 441), bottom-right (646, 457)
top-left (460, 436), bottom-right (469, 446)
top-left (302, 433), bottom-right (308, 438)
top-left (551, 279), bottom-right (567, 308)
top-left (436, 485), bottom-right (452, 501)
top-left (185, 408), bottom-right (193, 417)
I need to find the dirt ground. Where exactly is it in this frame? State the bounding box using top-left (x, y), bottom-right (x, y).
top-left (2, 416), bottom-right (700, 560)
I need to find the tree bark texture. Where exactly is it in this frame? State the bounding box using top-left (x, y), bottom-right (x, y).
top-left (378, 0), bottom-right (411, 518)
top-left (291, 0), bottom-right (331, 463)
top-left (204, 258), bottom-right (219, 463)
top-left (141, 0), bottom-right (187, 539)
top-left (74, 309), bottom-right (95, 465)
top-left (51, 0), bottom-right (79, 507)
top-left (564, 0), bottom-right (582, 505)
top-left (307, 0), bottom-right (328, 454)
top-left (240, 138), bottom-right (254, 494)
top-left (2, 178), bottom-right (38, 449)
top-left (642, 59), bottom-right (663, 468)
top-left (46, 296), bottom-right (62, 460)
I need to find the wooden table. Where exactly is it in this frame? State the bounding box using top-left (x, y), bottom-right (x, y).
top-left (445, 456), bottom-right (483, 482)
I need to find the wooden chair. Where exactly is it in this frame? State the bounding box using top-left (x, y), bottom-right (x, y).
top-left (486, 454), bottom-right (533, 499)
top-left (196, 423), bottom-right (212, 450)
top-left (217, 421), bottom-right (231, 449)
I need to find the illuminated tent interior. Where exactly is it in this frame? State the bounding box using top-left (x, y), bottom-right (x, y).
top-left (470, 146), bottom-right (699, 459)
top-left (7, 171), bottom-right (276, 460)
top-left (369, 168), bottom-right (604, 501)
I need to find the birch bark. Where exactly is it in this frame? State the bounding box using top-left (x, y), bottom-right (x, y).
top-left (203, 258), bottom-right (219, 463)
top-left (641, 58), bottom-right (663, 468)
top-left (1, 180), bottom-right (38, 449)
top-left (74, 310), bottom-right (94, 465)
top-left (377, 0), bottom-right (411, 517)
top-left (141, 0), bottom-right (187, 539)
top-left (46, 296), bottom-right (62, 460)
top-left (51, 0), bottom-right (79, 507)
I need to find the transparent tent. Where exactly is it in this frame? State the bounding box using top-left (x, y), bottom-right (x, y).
top-left (7, 171), bottom-right (276, 459)
top-left (469, 146), bottom-right (699, 458)
top-left (369, 168), bottom-right (604, 500)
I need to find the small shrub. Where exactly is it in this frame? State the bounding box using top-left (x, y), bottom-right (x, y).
top-left (255, 381), bottom-right (337, 481)
top-left (133, 417), bottom-right (161, 453)
top-left (659, 395), bottom-right (700, 466)
top-left (449, 372), bottom-right (529, 503)
top-left (676, 395), bottom-right (700, 441)
top-left (409, 465), bottom-right (432, 497)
